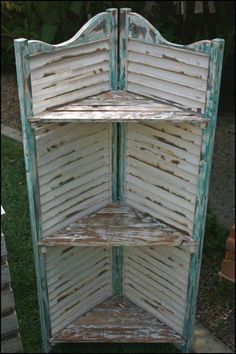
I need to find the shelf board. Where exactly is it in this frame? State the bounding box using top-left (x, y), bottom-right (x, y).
top-left (39, 203), bottom-right (196, 252)
top-left (30, 91), bottom-right (207, 125)
top-left (50, 295), bottom-right (185, 344)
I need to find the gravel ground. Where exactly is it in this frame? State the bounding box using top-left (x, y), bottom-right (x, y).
top-left (209, 113), bottom-right (235, 229)
top-left (1, 73), bottom-right (235, 351)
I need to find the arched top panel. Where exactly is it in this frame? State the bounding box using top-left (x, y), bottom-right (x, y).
top-left (23, 9), bottom-right (117, 115)
top-left (127, 12), bottom-right (212, 54)
top-left (28, 12), bottom-right (110, 55)
top-left (14, 8), bottom-right (223, 117)
top-left (120, 9), bottom-right (224, 115)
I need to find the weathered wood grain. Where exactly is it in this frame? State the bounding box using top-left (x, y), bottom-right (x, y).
top-left (1, 312), bottom-right (19, 338)
top-left (46, 246), bottom-right (112, 335)
top-left (14, 38), bottom-right (51, 352)
top-left (124, 246), bottom-right (190, 335)
top-left (1, 288), bottom-right (15, 315)
top-left (1, 264), bottom-right (11, 289)
top-left (125, 122), bottom-right (203, 236)
top-left (50, 295), bottom-right (185, 343)
top-left (1, 210), bottom-right (23, 352)
top-left (14, 8), bottom-right (112, 353)
top-left (28, 12), bottom-right (109, 55)
top-left (34, 122), bottom-right (112, 237)
top-left (1, 335), bottom-right (23, 353)
top-left (182, 39), bottom-right (225, 353)
top-left (28, 11), bottom-right (114, 115)
top-left (29, 91), bottom-right (208, 124)
top-left (1, 233), bottom-right (7, 263)
top-left (123, 12), bottom-right (210, 114)
top-left (39, 203), bottom-right (195, 252)
top-left (14, 7), bottom-right (224, 353)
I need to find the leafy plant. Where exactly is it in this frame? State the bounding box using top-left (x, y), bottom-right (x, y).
top-left (1, 1), bottom-right (89, 71)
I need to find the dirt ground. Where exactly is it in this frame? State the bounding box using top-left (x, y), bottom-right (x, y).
top-left (1, 73), bottom-right (235, 350)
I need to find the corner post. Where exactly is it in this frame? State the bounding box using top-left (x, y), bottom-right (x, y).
top-left (106, 8), bottom-right (118, 202)
top-left (118, 7), bottom-right (131, 203)
top-left (14, 38), bottom-right (51, 353)
top-left (106, 8), bottom-right (118, 92)
top-left (119, 7), bottom-right (131, 91)
top-left (111, 8), bottom-right (131, 296)
top-left (182, 39), bottom-right (225, 353)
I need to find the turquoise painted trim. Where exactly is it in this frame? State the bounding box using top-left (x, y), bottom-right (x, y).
top-left (119, 10), bottom-right (225, 352)
top-left (16, 12), bottom-right (119, 349)
top-left (112, 246), bottom-right (124, 295)
top-left (118, 8), bottom-right (130, 201)
top-left (112, 124), bottom-right (118, 202)
top-left (112, 247), bottom-right (116, 295)
top-left (107, 8), bottom-right (122, 295)
top-left (119, 8), bottom-right (131, 90)
top-left (112, 123), bottom-right (118, 293)
top-left (14, 38), bottom-right (51, 353)
top-left (118, 123), bottom-right (126, 203)
top-left (182, 39), bottom-right (224, 353)
top-left (127, 11), bottom-right (212, 54)
top-left (28, 12), bottom-right (109, 55)
top-left (112, 9), bottom-right (132, 296)
top-left (107, 8), bottom-right (118, 201)
top-left (107, 8), bottom-right (118, 91)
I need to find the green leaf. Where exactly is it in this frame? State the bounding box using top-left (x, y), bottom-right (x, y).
top-left (40, 23), bottom-right (57, 43)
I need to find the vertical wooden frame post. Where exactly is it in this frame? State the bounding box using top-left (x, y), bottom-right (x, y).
top-left (14, 39), bottom-right (51, 353)
top-left (111, 8), bottom-right (131, 296)
top-left (182, 39), bottom-right (224, 353)
top-left (106, 8), bottom-right (118, 202)
top-left (106, 8), bottom-right (121, 295)
top-left (118, 7), bottom-right (131, 201)
top-left (107, 8), bottom-right (118, 93)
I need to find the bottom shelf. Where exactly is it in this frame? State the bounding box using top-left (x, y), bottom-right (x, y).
top-left (50, 296), bottom-right (184, 344)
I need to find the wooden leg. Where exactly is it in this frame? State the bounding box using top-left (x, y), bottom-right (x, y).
top-left (43, 340), bottom-right (52, 353)
top-left (176, 339), bottom-right (191, 353)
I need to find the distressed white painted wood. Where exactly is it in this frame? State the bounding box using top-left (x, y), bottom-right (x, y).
top-left (125, 122), bottom-right (203, 236)
top-left (29, 36), bottom-right (111, 115)
top-left (1, 209), bottom-right (23, 352)
top-left (124, 246), bottom-right (190, 334)
top-left (126, 40), bottom-right (209, 114)
top-left (46, 246), bottom-right (112, 335)
top-left (49, 296), bottom-right (185, 344)
top-left (39, 203), bottom-right (196, 252)
top-left (34, 122), bottom-right (112, 237)
top-left (29, 91), bottom-right (208, 124)
top-left (14, 7), bottom-right (224, 353)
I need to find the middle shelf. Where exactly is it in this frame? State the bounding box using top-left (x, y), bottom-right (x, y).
top-left (38, 203), bottom-right (196, 252)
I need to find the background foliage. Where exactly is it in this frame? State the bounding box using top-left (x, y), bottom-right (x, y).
top-left (1, 1), bottom-right (235, 111)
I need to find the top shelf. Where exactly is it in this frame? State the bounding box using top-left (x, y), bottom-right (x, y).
top-left (29, 91), bottom-right (208, 125)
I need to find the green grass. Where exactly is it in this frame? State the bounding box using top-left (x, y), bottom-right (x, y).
top-left (1, 136), bottom-right (42, 352)
top-left (1, 135), bottom-right (180, 353)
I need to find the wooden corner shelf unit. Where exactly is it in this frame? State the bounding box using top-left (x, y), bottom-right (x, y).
top-left (14, 7), bottom-right (224, 353)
